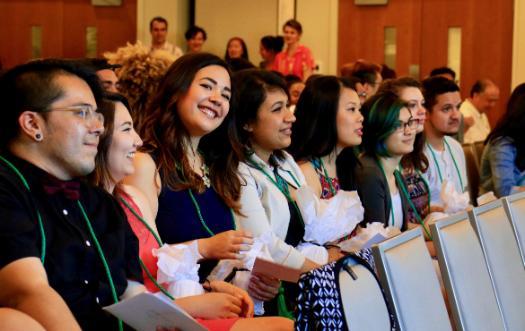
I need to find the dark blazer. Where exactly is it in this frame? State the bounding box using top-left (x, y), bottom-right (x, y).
top-left (354, 154), bottom-right (409, 231)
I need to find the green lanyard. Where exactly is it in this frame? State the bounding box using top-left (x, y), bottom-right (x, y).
top-left (317, 157), bottom-right (337, 197)
top-left (376, 160), bottom-right (396, 227)
top-left (394, 170), bottom-right (433, 239)
top-left (176, 160), bottom-right (236, 237)
top-left (187, 189), bottom-right (236, 237)
top-left (427, 139), bottom-right (465, 191)
top-left (0, 155), bottom-right (123, 331)
top-left (247, 157), bottom-right (304, 226)
top-left (119, 196), bottom-right (176, 301)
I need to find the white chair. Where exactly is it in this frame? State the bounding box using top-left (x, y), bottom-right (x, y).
top-left (502, 191), bottom-right (525, 266)
top-left (430, 212), bottom-right (505, 331)
top-left (469, 199), bottom-right (525, 330)
top-left (339, 255), bottom-right (391, 330)
top-left (372, 228), bottom-right (452, 331)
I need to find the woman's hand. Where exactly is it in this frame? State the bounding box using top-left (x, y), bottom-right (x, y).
top-left (327, 246), bottom-right (344, 262)
top-left (209, 280), bottom-right (254, 317)
top-left (198, 230), bottom-right (253, 260)
top-left (247, 273), bottom-right (280, 301)
top-left (175, 293), bottom-right (245, 320)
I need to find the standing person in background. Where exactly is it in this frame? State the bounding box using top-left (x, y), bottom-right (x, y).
top-left (185, 26), bottom-right (207, 53)
top-left (272, 19), bottom-right (315, 81)
top-left (149, 16), bottom-right (183, 58)
top-left (460, 79), bottom-right (500, 144)
top-left (259, 36), bottom-right (284, 70)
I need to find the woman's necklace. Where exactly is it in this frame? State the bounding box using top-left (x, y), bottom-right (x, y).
top-left (188, 146), bottom-right (210, 188)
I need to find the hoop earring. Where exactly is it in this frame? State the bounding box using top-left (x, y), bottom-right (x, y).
top-left (35, 133), bottom-right (42, 141)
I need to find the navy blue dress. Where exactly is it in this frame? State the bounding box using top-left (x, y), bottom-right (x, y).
top-left (156, 186), bottom-right (234, 280)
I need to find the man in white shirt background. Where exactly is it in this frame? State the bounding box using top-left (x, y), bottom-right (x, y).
top-left (460, 79), bottom-right (500, 143)
top-left (149, 16), bottom-right (183, 58)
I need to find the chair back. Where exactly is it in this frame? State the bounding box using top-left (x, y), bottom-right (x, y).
top-left (339, 255), bottom-right (392, 330)
top-left (502, 191), bottom-right (525, 266)
top-left (372, 228), bottom-right (452, 331)
top-left (430, 212), bottom-right (505, 331)
top-left (470, 199), bottom-right (525, 330)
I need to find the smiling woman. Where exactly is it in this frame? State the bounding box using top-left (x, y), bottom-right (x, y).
top-left (228, 69), bottom-right (321, 317)
top-left (354, 91), bottom-right (417, 230)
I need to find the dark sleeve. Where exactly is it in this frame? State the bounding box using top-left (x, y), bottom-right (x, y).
top-left (354, 162), bottom-right (388, 226)
top-left (0, 175), bottom-right (41, 268)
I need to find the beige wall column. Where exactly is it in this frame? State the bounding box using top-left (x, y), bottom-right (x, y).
top-left (296, 0), bottom-right (338, 75)
top-left (512, 0), bottom-right (525, 89)
top-left (137, 0), bottom-right (189, 50)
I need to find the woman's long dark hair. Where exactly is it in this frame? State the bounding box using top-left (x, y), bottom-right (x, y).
top-left (90, 93), bottom-right (129, 190)
top-left (229, 69), bottom-right (289, 165)
top-left (485, 83), bottom-right (525, 171)
top-left (139, 53), bottom-right (241, 211)
top-left (287, 75), bottom-right (361, 189)
top-left (225, 37), bottom-right (249, 62)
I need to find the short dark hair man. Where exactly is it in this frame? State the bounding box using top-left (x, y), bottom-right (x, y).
top-left (0, 59), bottom-right (141, 330)
top-left (421, 76), bottom-right (468, 207)
top-left (149, 16), bottom-right (183, 58)
top-left (81, 58), bottom-right (121, 93)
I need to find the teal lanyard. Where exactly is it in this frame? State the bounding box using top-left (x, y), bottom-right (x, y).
top-left (187, 189), bottom-right (236, 237)
top-left (119, 196), bottom-right (176, 301)
top-left (176, 160), bottom-right (236, 237)
top-left (376, 160), bottom-right (396, 227)
top-left (427, 139), bottom-right (465, 191)
top-left (394, 170), bottom-right (433, 239)
top-left (247, 157), bottom-right (304, 226)
top-left (0, 155), bottom-right (123, 331)
top-left (316, 157), bottom-right (337, 197)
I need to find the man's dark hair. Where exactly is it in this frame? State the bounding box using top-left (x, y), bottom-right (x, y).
top-left (421, 76), bottom-right (460, 111)
top-left (470, 79), bottom-right (493, 97)
top-left (429, 67), bottom-right (456, 80)
top-left (150, 16), bottom-right (168, 31)
top-left (184, 26), bottom-right (207, 41)
top-left (74, 58), bottom-right (121, 72)
top-left (0, 59), bottom-right (104, 150)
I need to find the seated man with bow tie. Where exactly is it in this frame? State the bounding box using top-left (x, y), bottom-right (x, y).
top-left (0, 59), bottom-right (142, 331)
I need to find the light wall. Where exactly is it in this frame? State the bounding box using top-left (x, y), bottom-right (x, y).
top-left (137, 0), bottom-right (189, 50)
top-left (513, 0), bottom-right (525, 89)
top-left (296, 0), bottom-right (338, 75)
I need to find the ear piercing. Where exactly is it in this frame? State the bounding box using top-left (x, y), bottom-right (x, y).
top-left (35, 133), bottom-right (42, 141)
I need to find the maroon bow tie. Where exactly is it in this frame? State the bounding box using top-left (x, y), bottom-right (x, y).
top-left (42, 177), bottom-right (81, 200)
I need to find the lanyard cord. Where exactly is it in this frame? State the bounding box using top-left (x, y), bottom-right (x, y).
top-left (376, 160), bottom-right (396, 227)
top-left (0, 155), bottom-right (122, 331)
top-left (394, 171), bottom-right (433, 239)
top-left (427, 139), bottom-right (464, 191)
top-left (118, 197), bottom-right (176, 301)
top-left (247, 158), bottom-right (304, 227)
top-left (0, 155), bottom-right (46, 263)
top-left (176, 159), bottom-right (236, 237)
top-left (317, 157), bottom-right (337, 197)
top-left (77, 201), bottom-right (123, 331)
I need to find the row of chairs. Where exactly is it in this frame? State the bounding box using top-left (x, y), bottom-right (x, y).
top-left (338, 191), bottom-right (525, 331)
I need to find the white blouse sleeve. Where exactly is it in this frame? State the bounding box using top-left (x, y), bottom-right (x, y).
top-left (235, 162), bottom-right (306, 269)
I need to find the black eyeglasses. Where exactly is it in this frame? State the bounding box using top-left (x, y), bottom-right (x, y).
top-left (395, 117), bottom-right (417, 134)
